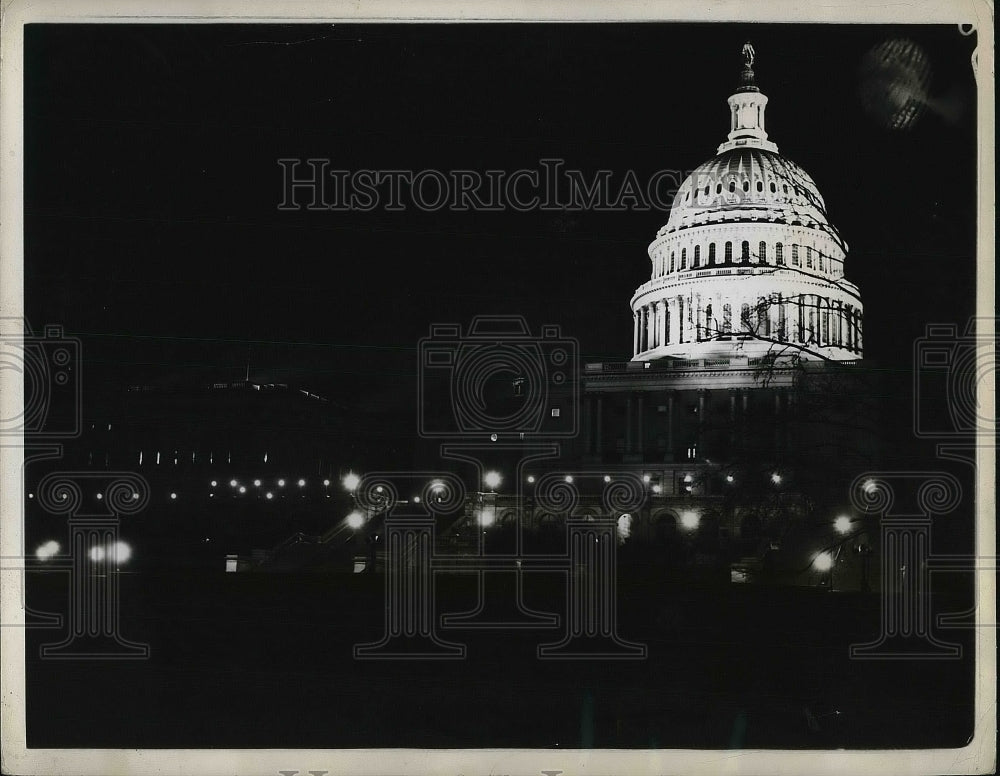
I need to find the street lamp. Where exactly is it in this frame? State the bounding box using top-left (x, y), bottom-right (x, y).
top-left (346, 510), bottom-right (365, 529)
top-left (771, 473), bottom-right (782, 485)
top-left (834, 515), bottom-right (852, 535)
top-left (484, 471), bottom-right (501, 491)
top-left (343, 472), bottom-right (360, 492)
top-left (813, 551), bottom-right (833, 572)
top-left (35, 540), bottom-right (60, 561)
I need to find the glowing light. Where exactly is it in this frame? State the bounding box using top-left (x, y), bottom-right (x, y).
top-left (132, 492), bottom-right (139, 500)
top-left (265, 492), bottom-right (274, 500)
top-left (297, 479), bottom-right (306, 487)
top-left (771, 473), bottom-right (782, 485)
top-left (526, 475), bottom-right (535, 484)
top-left (170, 492), bottom-right (177, 500)
top-left (89, 545), bottom-right (106, 562)
top-left (863, 479), bottom-right (877, 494)
top-left (253, 479), bottom-right (261, 487)
top-left (210, 480), bottom-right (217, 487)
top-left (323, 479), bottom-right (331, 487)
top-left (680, 511), bottom-right (700, 530)
top-left (683, 474), bottom-right (693, 483)
top-left (479, 511), bottom-right (495, 527)
top-left (564, 475), bottom-right (574, 484)
top-left (642, 474), bottom-right (651, 483)
top-left (617, 514), bottom-right (632, 540)
top-left (346, 511), bottom-right (365, 529)
top-left (813, 552), bottom-right (834, 572)
top-left (27, 493), bottom-right (34, 499)
top-left (278, 479), bottom-right (286, 487)
top-left (484, 471), bottom-right (502, 490)
top-left (238, 486), bottom-right (247, 494)
top-left (726, 474), bottom-right (734, 483)
top-left (342, 472), bottom-right (360, 492)
top-left (35, 540), bottom-right (60, 561)
top-left (834, 516), bottom-right (852, 535)
top-left (229, 479), bottom-right (238, 488)
top-left (375, 485), bottom-right (384, 494)
top-left (111, 541), bottom-right (132, 564)
top-left (652, 484), bottom-right (662, 494)
top-left (430, 480), bottom-right (445, 492)
top-left (96, 493), bottom-right (104, 500)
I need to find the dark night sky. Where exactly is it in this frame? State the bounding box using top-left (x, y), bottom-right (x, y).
top-left (24, 23), bottom-right (979, 420)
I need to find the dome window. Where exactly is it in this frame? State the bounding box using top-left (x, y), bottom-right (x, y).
top-left (741, 241), bottom-right (750, 263)
top-left (670, 252), bottom-right (675, 273)
top-left (729, 181), bottom-right (736, 193)
top-left (759, 241), bottom-right (767, 264)
top-left (783, 184), bottom-right (789, 195)
top-left (704, 185), bottom-right (710, 196)
top-left (742, 180), bottom-right (750, 192)
top-left (708, 243), bottom-right (716, 265)
top-left (681, 248), bottom-right (687, 269)
top-left (724, 242), bottom-right (733, 263)
top-left (716, 183), bottom-right (722, 194)
top-left (819, 254), bottom-right (825, 271)
top-left (775, 243), bottom-right (784, 265)
top-left (770, 182), bottom-right (776, 193)
top-left (756, 181), bottom-right (763, 192)
top-left (694, 245), bottom-right (701, 267)
top-left (685, 191), bottom-right (690, 202)
top-left (806, 247), bottom-right (813, 269)
top-left (792, 244), bottom-right (800, 266)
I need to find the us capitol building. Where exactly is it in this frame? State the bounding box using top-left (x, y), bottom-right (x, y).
top-left (454, 46), bottom-right (877, 566)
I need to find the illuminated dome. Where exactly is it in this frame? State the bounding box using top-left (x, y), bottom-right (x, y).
top-left (631, 44), bottom-right (864, 363)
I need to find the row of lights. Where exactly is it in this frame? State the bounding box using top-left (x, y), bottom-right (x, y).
top-left (35, 540), bottom-right (132, 564)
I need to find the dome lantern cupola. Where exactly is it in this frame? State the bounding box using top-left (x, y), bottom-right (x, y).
top-left (718, 43), bottom-right (778, 154)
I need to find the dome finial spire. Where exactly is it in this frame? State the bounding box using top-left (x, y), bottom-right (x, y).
top-left (736, 41), bottom-right (759, 93)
